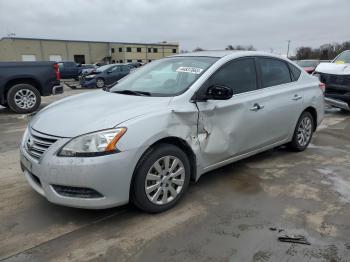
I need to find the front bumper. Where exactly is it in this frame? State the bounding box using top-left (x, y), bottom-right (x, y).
top-left (80, 78), bottom-right (96, 88)
top-left (20, 135), bottom-right (142, 209)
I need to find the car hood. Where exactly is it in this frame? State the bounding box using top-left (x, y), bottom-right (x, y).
top-left (315, 62), bottom-right (350, 75)
top-left (30, 91), bottom-right (172, 137)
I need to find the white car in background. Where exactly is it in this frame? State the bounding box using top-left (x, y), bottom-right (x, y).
top-left (313, 50), bottom-right (350, 110)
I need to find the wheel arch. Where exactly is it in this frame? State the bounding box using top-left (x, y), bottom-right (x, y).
top-left (4, 78), bottom-right (42, 100)
top-left (303, 106), bottom-right (318, 131)
top-left (129, 136), bottom-right (197, 200)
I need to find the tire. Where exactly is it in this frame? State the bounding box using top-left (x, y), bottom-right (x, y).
top-left (7, 84), bottom-right (41, 114)
top-left (132, 144), bottom-right (191, 213)
top-left (96, 78), bottom-right (105, 88)
top-left (288, 111), bottom-right (314, 151)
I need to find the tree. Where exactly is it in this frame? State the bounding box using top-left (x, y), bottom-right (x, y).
top-left (295, 41), bottom-right (350, 60)
top-left (225, 45), bottom-right (256, 51)
top-left (193, 47), bottom-right (205, 52)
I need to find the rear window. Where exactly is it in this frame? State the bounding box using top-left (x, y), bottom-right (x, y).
top-left (258, 58), bottom-right (292, 88)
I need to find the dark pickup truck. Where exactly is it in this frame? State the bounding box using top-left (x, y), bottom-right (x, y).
top-left (0, 61), bottom-right (63, 113)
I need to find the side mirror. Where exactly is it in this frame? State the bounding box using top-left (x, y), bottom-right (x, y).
top-left (106, 70), bottom-right (112, 74)
top-left (206, 85), bottom-right (233, 100)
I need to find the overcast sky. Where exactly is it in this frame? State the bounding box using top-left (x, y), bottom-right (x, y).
top-left (0, 0), bottom-right (349, 55)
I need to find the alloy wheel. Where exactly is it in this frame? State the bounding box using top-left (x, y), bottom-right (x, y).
top-left (297, 116), bottom-right (312, 146)
top-left (145, 155), bottom-right (185, 205)
top-left (14, 89), bottom-right (37, 109)
top-left (96, 79), bottom-right (104, 88)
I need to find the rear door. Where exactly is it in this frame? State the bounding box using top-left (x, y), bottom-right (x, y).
top-left (256, 57), bottom-right (304, 143)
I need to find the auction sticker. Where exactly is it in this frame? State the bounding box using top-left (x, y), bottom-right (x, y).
top-left (176, 67), bottom-right (203, 74)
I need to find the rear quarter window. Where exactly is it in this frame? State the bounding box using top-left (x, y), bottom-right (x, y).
top-left (289, 63), bottom-right (302, 81)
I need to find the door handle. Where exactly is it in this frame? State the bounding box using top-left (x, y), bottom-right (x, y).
top-left (292, 94), bottom-right (303, 101)
top-left (250, 103), bottom-right (264, 112)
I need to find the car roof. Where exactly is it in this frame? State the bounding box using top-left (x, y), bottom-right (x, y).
top-left (171, 50), bottom-right (287, 60)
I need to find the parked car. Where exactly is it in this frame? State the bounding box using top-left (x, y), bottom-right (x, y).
top-left (127, 62), bottom-right (142, 68)
top-left (313, 50), bottom-right (350, 110)
top-left (0, 61), bottom-right (62, 113)
top-left (296, 60), bottom-right (320, 74)
top-left (80, 64), bottom-right (130, 88)
top-left (20, 51), bottom-right (324, 212)
top-left (58, 61), bottom-right (80, 80)
top-left (78, 64), bottom-right (97, 76)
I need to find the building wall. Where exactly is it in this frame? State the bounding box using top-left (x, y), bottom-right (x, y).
top-left (0, 38), bottom-right (179, 63)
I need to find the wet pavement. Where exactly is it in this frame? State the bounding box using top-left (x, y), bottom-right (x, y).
top-left (1, 87), bottom-right (350, 261)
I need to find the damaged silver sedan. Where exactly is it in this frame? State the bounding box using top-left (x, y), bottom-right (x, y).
top-left (20, 51), bottom-right (324, 212)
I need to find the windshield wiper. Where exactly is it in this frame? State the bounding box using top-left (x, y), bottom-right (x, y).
top-left (112, 90), bottom-right (151, 96)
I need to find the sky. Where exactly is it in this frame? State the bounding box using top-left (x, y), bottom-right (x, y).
top-left (0, 0), bottom-right (349, 55)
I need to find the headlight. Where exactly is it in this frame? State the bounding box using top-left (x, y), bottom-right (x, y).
top-left (85, 75), bottom-right (96, 79)
top-left (58, 128), bottom-right (127, 157)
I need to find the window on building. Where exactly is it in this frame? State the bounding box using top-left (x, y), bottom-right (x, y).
top-left (258, 58), bottom-right (292, 88)
top-left (119, 47), bottom-right (122, 52)
top-left (112, 60), bottom-right (115, 63)
top-left (49, 55), bottom-right (62, 62)
top-left (148, 60), bottom-right (152, 63)
top-left (21, 55), bottom-right (36, 61)
top-left (137, 60), bottom-right (142, 63)
top-left (73, 55), bottom-right (85, 64)
top-left (127, 47), bottom-right (132, 52)
top-left (210, 58), bottom-right (258, 95)
top-left (111, 48), bottom-right (115, 53)
top-left (119, 60), bottom-right (123, 63)
top-left (172, 49), bottom-right (177, 53)
top-left (148, 48), bottom-right (152, 53)
top-left (153, 48), bottom-right (158, 53)
top-left (127, 59), bottom-right (132, 63)
top-left (137, 47), bottom-right (142, 52)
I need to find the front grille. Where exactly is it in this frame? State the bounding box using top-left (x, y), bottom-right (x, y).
top-left (25, 128), bottom-right (58, 160)
top-left (320, 73), bottom-right (350, 88)
top-left (52, 185), bottom-right (104, 198)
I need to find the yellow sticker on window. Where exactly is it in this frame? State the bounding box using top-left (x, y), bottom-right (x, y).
top-left (335, 61), bottom-right (345, 64)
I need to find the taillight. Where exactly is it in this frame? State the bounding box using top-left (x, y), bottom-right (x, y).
top-left (319, 82), bottom-right (326, 93)
top-left (53, 63), bottom-right (61, 80)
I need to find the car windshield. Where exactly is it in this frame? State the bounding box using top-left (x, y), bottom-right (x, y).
top-left (297, 60), bottom-right (319, 67)
top-left (109, 56), bottom-right (218, 96)
top-left (96, 64), bottom-right (114, 72)
top-left (334, 51), bottom-right (350, 64)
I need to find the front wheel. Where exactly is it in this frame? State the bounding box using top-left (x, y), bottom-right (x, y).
top-left (288, 111), bottom-right (314, 151)
top-left (7, 84), bottom-right (41, 114)
top-left (132, 144), bottom-right (191, 213)
top-left (96, 78), bottom-right (105, 88)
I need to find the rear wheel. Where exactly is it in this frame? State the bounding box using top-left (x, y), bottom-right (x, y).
top-left (96, 78), bottom-right (105, 88)
top-left (132, 144), bottom-right (191, 213)
top-left (7, 84), bottom-right (41, 114)
top-left (288, 111), bottom-right (314, 151)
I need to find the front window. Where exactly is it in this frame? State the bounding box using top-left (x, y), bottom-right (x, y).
top-left (109, 56), bottom-right (218, 96)
top-left (333, 51), bottom-right (350, 64)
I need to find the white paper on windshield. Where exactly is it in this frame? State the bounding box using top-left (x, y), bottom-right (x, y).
top-left (176, 67), bottom-right (203, 74)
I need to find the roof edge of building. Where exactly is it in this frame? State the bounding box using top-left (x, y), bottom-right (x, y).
top-left (0, 37), bottom-right (179, 47)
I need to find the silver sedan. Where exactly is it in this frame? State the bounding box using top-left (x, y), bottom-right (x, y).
top-left (20, 51), bottom-right (324, 212)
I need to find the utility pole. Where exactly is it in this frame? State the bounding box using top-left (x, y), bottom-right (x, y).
top-left (287, 40), bottom-right (291, 58)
